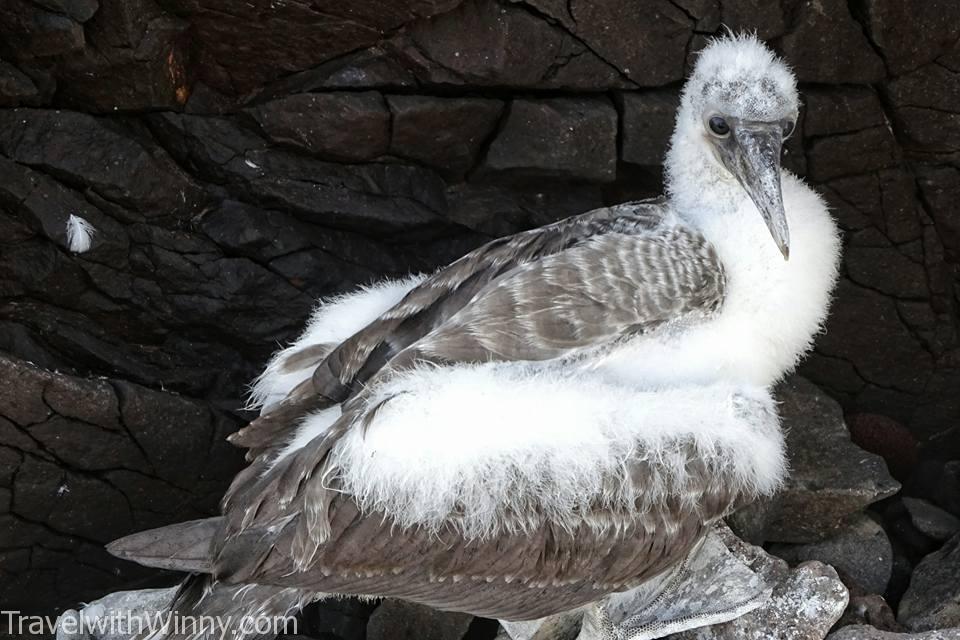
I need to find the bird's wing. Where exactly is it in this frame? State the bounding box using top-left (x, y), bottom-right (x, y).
top-left (230, 199), bottom-right (667, 456)
top-left (213, 441), bottom-right (741, 621)
top-left (211, 212), bottom-right (728, 609)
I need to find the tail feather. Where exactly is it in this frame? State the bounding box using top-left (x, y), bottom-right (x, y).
top-left (107, 518), bottom-right (221, 573)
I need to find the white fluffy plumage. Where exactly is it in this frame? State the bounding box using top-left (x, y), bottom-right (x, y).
top-left (328, 364), bottom-right (784, 539)
top-left (247, 274), bottom-right (425, 412)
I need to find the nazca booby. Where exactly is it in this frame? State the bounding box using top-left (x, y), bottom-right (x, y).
top-left (107, 34), bottom-right (840, 638)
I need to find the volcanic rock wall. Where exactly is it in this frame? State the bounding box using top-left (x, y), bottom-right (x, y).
top-left (0, 0), bottom-right (958, 618)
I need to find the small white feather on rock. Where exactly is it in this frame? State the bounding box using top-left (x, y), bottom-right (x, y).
top-left (65, 214), bottom-right (96, 253)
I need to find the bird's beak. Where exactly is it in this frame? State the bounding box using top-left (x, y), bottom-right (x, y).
top-left (726, 123), bottom-right (790, 260)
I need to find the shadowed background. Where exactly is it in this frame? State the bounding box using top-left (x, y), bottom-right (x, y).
top-left (0, 0), bottom-right (958, 625)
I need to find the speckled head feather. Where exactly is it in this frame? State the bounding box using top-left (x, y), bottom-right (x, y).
top-left (683, 33), bottom-right (798, 123)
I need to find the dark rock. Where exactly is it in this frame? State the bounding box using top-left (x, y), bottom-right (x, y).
top-left (199, 200), bottom-right (312, 262)
top-left (0, 109), bottom-right (205, 221)
top-left (484, 98), bottom-right (618, 181)
top-left (15, 455), bottom-right (134, 542)
top-left (806, 126), bottom-right (898, 182)
top-left (300, 597), bottom-right (379, 640)
top-left (30, 0), bottom-right (99, 22)
top-left (388, 95), bottom-right (503, 179)
top-left (445, 182), bottom-right (604, 237)
top-left (565, 0), bottom-right (690, 86)
top-left (847, 414), bottom-right (918, 480)
top-left (815, 281), bottom-right (934, 396)
top-left (366, 599), bottom-right (474, 640)
top-left (0, 353), bottom-right (242, 614)
top-left (0, 0), bottom-right (86, 57)
top-left (0, 60), bottom-right (40, 107)
top-left (855, 0), bottom-right (960, 76)
top-left (885, 62), bottom-right (960, 156)
top-left (768, 514), bottom-right (893, 594)
top-left (845, 245), bottom-right (929, 299)
top-left (618, 89), bottom-right (680, 166)
top-left (255, 48), bottom-right (419, 98)
top-left (720, 0), bottom-right (786, 39)
top-left (395, 0), bottom-right (632, 89)
top-left (803, 87), bottom-right (888, 138)
top-left (835, 594), bottom-right (903, 633)
top-left (915, 165), bottom-right (960, 262)
top-left (778, 0), bottom-right (886, 83)
top-left (898, 533), bottom-right (960, 631)
top-left (902, 498), bottom-right (960, 542)
top-left (250, 92), bottom-right (391, 162)
top-left (887, 501), bottom-right (940, 559)
top-left (829, 625), bottom-right (960, 639)
top-left (762, 378), bottom-right (900, 543)
top-left (164, 0), bottom-right (464, 96)
top-left (938, 462), bottom-right (960, 517)
top-left (150, 112), bottom-right (452, 235)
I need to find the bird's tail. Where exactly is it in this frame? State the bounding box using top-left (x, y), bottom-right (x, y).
top-left (107, 518), bottom-right (313, 640)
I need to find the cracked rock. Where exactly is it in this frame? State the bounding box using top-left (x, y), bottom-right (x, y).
top-left (855, 0), bottom-right (960, 76)
top-left (388, 95), bottom-right (503, 180)
top-left (0, 353), bottom-right (242, 615)
top-left (484, 97), bottom-right (617, 181)
top-left (250, 92), bottom-right (391, 162)
top-left (778, 0), bottom-right (886, 84)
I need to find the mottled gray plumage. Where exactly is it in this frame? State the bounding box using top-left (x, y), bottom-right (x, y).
top-left (110, 198), bottom-right (731, 637)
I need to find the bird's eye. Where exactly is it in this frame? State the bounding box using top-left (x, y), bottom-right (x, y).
top-left (782, 120), bottom-right (796, 139)
top-left (708, 116), bottom-right (730, 137)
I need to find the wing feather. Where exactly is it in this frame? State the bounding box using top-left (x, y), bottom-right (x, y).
top-left (211, 201), bottom-right (731, 620)
top-left (230, 201), bottom-right (666, 458)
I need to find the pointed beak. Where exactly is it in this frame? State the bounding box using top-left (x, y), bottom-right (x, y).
top-left (728, 123), bottom-right (790, 260)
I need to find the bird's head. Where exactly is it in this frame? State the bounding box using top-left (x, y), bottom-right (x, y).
top-left (670, 33), bottom-right (799, 260)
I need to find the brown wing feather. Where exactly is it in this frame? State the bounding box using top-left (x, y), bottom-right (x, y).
top-left (229, 201), bottom-right (666, 458)
top-left (212, 493), bottom-right (734, 621)
top-left (221, 212), bottom-right (726, 564)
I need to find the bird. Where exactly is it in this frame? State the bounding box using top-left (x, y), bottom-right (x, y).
top-left (106, 33), bottom-right (840, 639)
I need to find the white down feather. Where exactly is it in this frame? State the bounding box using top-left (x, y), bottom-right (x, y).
top-left (327, 363), bottom-right (785, 538)
top-left (247, 273), bottom-right (425, 412)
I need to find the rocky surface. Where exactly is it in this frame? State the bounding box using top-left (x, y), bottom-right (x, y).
top-left (665, 533), bottom-right (849, 640)
top-left (903, 498), bottom-right (960, 542)
top-left (898, 534), bottom-right (960, 631)
top-left (0, 353), bottom-right (243, 617)
top-left (727, 379), bottom-right (900, 545)
top-left (769, 514), bottom-right (893, 595)
top-left (2, 0), bottom-right (959, 626)
top-left (829, 626), bottom-right (960, 639)
top-left (366, 600), bottom-right (474, 640)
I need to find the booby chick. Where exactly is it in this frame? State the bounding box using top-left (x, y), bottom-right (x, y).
top-left (108, 34), bottom-right (840, 639)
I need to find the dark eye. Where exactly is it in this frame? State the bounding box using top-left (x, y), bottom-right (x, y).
top-left (782, 120), bottom-right (796, 139)
top-left (708, 116), bottom-right (730, 137)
